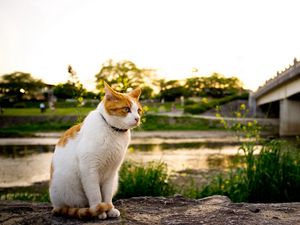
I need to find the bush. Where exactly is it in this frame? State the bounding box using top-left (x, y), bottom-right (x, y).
top-left (139, 114), bottom-right (220, 131)
top-left (184, 99), bottom-right (197, 106)
top-left (184, 92), bottom-right (249, 114)
top-left (184, 102), bottom-right (213, 114)
top-left (115, 161), bottom-right (175, 199)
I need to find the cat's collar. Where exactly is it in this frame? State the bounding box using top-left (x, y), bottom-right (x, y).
top-left (100, 113), bottom-right (128, 133)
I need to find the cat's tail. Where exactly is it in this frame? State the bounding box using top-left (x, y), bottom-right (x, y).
top-left (52, 203), bottom-right (113, 219)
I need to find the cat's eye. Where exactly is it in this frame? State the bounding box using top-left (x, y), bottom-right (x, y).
top-left (124, 107), bottom-right (131, 113)
top-left (138, 108), bottom-right (142, 114)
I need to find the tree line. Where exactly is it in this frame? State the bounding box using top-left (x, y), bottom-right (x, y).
top-left (0, 60), bottom-right (245, 105)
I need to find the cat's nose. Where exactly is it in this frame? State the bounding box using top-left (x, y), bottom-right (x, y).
top-left (135, 117), bottom-right (140, 123)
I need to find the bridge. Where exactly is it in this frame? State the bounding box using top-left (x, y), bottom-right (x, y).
top-left (251, 58), bottom-right (300, 136)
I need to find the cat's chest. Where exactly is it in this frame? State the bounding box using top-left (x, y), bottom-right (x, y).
top-left (95, 132), bottom-right (130, 167)
top-left (103, 134), bottom-right (129, 154)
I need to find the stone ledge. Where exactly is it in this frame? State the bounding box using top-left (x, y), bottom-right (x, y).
top-left (1, 195), bottom-right (300, 225)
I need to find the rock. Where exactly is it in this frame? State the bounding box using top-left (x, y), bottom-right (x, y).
top-left (1, 195), bottom-right (300, 225)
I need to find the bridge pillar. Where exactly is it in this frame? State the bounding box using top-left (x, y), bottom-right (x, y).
top-left (248, 92), bottom-right (257, 116)
top-left (280, 99), bottom-right (300, 136)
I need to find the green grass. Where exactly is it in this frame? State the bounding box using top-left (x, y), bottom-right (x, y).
top-left (0, 182), bottom-right (50, 202)
top-left (0, 113), bottom-right (222, 137)
top-left (0, 122), bottom-right (74, 137)
top-left (145, 102), bottom-right (184, 113)
top-left (2, 102), bottom-right (184, 116)
top-left (192, 140), bottom-right (300, 203)
top-left (191, 104), bottom-right (300, 203)
top-left (2, 107), bottom-right (93, 116)
top-left (115, 161), bottom-right (175, 199)
top-left (0, 192), bottom-right (50, 202)
top-left (138, 114), bottom-right (221, 131)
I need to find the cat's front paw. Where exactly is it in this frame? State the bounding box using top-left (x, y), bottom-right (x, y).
top-left (107, 208), bottom-right (120, 218)
top-left (98, 212), bottom-right (107, 220)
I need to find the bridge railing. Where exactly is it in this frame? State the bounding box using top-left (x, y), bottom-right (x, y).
top-left (254, 58), bottom-right (300, 98)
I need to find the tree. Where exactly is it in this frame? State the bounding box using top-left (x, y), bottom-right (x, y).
top-left (53, 65), bottom-right (86, 100)
top-left (203, 73), bottom-right (243, 97)
top-left (139, 85), bottom-right (154, 100)
top-left (0, 72), bottom-right (46, 102)
top-left (184, 73), bottom-right (243, 98)
top-left (159, 80), bottom-right (185, 101)
top-left (53, 82), bottom-right (85, 99)
top-left (95, 60), bottom-right (151, 96)
top-left (184, 77), bottom-right (204, 97)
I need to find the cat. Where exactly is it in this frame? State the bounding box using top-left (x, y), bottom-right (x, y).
top-left (49, 82), bottom-right (142, 219)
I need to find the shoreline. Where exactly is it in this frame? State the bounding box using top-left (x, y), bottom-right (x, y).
top-left (0, 130), bottom-right (241, 146)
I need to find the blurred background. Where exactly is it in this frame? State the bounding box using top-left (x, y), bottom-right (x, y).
top-left (0, 0), bottom-right (300, 204)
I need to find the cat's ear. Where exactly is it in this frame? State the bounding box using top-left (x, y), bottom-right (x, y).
top-left (129, 87), bottom-right (141, 100)
top-left (104, 82), bottom-right (122, 101)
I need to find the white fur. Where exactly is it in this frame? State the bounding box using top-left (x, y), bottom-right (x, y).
top-left (49, 99), bottom-right (140, 218)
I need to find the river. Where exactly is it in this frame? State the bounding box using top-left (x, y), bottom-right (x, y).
top-left (0, 131), bottom-right (241, 187)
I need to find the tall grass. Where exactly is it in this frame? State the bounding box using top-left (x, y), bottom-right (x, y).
top-left (196, 140), bottom-right (300, 202)
top-left (0, 192), bottom-right (50, 202)
top-left (115, 161), bottom-right (175, 199)
top-left (193, 104), bottom-right (300, 202)
top-left (0, 183), bottom-right (50, 202)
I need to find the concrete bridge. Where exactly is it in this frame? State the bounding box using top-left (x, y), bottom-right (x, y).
top-left (251, 58), bottom-right (300, 136)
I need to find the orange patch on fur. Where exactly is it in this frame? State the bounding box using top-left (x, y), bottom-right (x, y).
top-left (57, 123), bottom-right (82, 147)
top-left (133, 98), bottom-right (143, 115)
top-left (104, 95), bottom-right (133, 116)
top-left (103, 82), bottom-right (142, 116)
top-left (52, 203), bottom-right (113, 219)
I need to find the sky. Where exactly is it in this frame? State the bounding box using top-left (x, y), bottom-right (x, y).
top-left (0, 0), bottom-right (300, 91)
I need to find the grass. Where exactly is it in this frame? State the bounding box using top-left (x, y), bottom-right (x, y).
top-left (138, 114), bottom-right (221, 131)
top-left (0, 107), bottom-right (91, 136)
top-left (144, 102), bottom-right (184, 113)
top-left (2, 102), bottom-right (184, 117)
top-left (1, 107), bottom-right (93, 116)
top-left (115, 161), bottom-right (175, 199)
top-left (0, 182), bottom-right (50, 202)
top-left (191, 104), bottom-right (300, 203)
top-left (0, 113), bottom-right (222, 137)
top-left (0, 122), bottom-right (75, 137)
top-left (194, 140), bottom-right (300, 202)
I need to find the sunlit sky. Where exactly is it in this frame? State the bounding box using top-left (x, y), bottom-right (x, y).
top-left (1, 0), bottom-right (300, 91)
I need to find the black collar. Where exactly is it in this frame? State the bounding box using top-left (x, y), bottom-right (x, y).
top-left (100, 113), bottom-right (128, 133)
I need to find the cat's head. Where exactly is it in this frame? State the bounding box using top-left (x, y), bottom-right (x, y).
top-left (102, 82), bottom-right (142, 130)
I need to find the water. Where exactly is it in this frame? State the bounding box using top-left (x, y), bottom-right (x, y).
top-left (0, 139), bottom-right (240, 187)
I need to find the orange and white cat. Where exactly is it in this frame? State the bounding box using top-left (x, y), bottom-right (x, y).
top-left (49, 82), bottom-right (142, 219)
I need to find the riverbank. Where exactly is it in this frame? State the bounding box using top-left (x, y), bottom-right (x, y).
top-left (0, 130), bottom-right (275, 146)
top-left (1, 195), bottom-right (300, 225)
top-left (0, 113), bottom-right (279, 138)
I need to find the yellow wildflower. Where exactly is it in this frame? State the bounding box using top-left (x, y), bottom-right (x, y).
top-left (240, 104), bottom-right (246, 110)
